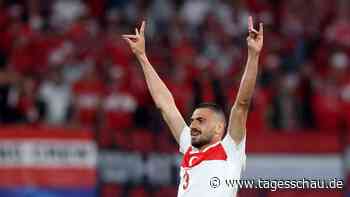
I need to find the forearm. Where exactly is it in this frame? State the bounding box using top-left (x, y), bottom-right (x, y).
top-left (136, 54), bottom-right (175, 109)
top-left (227, 16), bottom-right (263, 143)
top-left (123, 21), bottom-right (186, 143)
top-left (234, 52), bottom-right (260, 108)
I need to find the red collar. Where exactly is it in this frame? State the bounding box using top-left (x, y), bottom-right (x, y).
top-left (181, 142), bottom-right (227, 168)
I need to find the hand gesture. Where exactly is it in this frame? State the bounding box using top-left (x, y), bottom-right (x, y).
top-left (122, 21), bottom-right (146, 57)
top-left (247, 16), bottom-right (263, 54)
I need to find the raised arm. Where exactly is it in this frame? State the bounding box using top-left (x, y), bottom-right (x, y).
top-left (227, 16), bottom-right (263, 144)
top-left (122, 21), bottom-right (186, 144)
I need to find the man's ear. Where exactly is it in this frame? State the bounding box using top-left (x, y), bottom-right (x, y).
top-left (215, 122), bottom-right (224, 135)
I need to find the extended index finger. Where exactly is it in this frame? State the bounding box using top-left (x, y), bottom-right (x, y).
top-left (259, 22), bottom-right (264, 35)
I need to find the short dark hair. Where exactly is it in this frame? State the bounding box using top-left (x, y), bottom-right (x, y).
top-left (196, 102), bottom-right (226, 123)
top-left (196, 102), bottom-right (225, 116)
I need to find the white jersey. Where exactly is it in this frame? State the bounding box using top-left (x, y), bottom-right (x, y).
top-left (177, 126), bottom-right (246, 197)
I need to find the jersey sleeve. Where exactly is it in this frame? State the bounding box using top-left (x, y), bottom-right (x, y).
top-left (221, 133), bottom-right (247, 171)
top-left (179, 126), bottom-right (191, 154)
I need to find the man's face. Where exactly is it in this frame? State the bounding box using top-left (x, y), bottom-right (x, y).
top-left (189, 108), bottom-right (218, 149)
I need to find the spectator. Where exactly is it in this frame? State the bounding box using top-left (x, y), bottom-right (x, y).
top-left (325, 2), bottom-right (350, 47)
top-left (38, 67), bottom-right (72, 125)
top-left (0, 54), bottom-right (20, 123)
top-left (51, 0), bottom-right (87, 31)
top-left (8, 76), bottom-right (40, 123)
top-left (312, 79), bottom-right (342, 132)
top-left (101, 63), bottom-right (138, 131)
top-left (71, 64), bottom-right (105, 129)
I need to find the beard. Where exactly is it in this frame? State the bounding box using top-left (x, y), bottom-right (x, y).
top-left (191, 128), bottom-right (213, 149)
top-left (191, 137), bottom-right (212, 149)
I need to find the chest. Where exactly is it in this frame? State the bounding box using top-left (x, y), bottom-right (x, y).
top-left (178, 160), bottom-right (241, 196)
top-left (179, 147), bottom-right (242, 192)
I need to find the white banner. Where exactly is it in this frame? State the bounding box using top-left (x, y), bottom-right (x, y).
top-left (0, 139), bottom-right (97, 168)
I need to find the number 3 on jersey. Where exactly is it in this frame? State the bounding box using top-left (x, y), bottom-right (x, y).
top-left (182, 170), bottom-right (189, 190)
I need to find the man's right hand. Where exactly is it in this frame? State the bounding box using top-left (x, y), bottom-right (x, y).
top-left (122, 20), bottom-right (186, 145)
top-left (122, 21), bottom-right (146, 57)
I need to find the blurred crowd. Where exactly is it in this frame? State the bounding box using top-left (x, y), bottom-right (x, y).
top-left (0, 0), bottom-right (350, 150)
